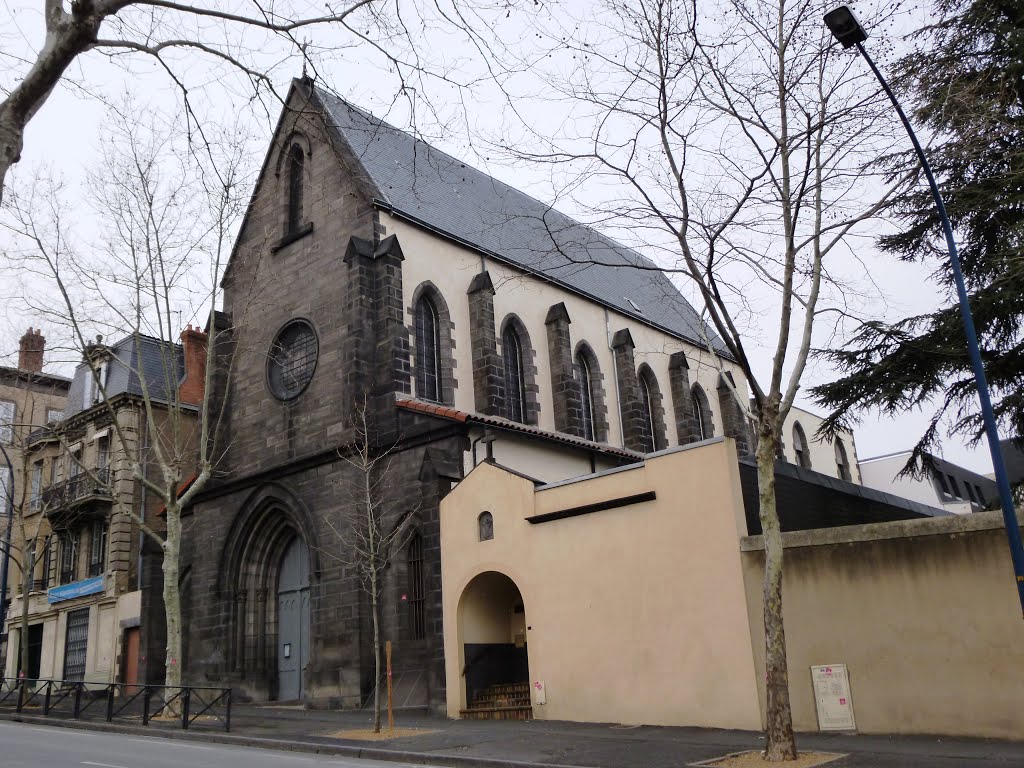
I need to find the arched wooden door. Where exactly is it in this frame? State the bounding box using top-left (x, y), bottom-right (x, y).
top-left (276, 537), bottom-right (310, 701)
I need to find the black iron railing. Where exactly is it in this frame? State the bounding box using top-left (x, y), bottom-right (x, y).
top-left (0, 678), bottom-right (232, 732)
top-left (41, 468), bottom-right (112, 510)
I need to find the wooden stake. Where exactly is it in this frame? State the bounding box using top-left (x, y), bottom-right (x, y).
top-left (386, 640), bottom-right (394, 733)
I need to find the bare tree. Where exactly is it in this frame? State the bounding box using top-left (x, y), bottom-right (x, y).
top-left (0, 0), bottom-right (533, 208)
top-left (0, 104), bottom-right (257, 694)
top-left (483, 0), bottom-right (906, 759)
top-left (321, 397), bottom-right (416, 733)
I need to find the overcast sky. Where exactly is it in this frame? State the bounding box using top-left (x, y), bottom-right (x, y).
top-left (0, 0), bottom-right (996, 475)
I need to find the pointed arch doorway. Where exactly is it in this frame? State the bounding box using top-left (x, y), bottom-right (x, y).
top-left (276, 536), bottom-right (310, 701)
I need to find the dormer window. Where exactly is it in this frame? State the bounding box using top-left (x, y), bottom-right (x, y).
top-left (83, 358), bottom-right (108, 407)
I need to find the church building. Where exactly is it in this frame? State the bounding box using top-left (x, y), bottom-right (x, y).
top-left (181, 76), bottom-right (768, 710)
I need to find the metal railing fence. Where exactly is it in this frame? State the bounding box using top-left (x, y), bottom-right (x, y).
top-left (0, 678), bottom-right (231, 731)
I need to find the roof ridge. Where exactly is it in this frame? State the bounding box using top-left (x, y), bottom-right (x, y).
top-left (313, 84), bottom-right (725, 355)
top-left (313, 86), bottom-right (659, 273)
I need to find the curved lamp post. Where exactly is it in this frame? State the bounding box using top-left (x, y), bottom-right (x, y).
top-left (825, 5), bottom-right (1024, 616)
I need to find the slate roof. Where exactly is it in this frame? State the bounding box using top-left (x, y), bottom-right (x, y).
top-left (315, 87), bottom-right (728, 355)
top-left (64, 335), bottom-right (185, 419)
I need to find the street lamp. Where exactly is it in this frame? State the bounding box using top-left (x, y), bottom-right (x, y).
top-left (825, 5), bottom-right (1024, 615)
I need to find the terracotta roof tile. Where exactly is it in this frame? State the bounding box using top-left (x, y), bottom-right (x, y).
top-left (396, 398), bottom-right (639, 459)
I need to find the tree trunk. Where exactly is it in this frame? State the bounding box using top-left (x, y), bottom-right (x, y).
top-left (755, 422), bottom-right (797, 761)
top-left (17, 552), bottom-right (33, 706)
top-left (162, 505), bottom-right (182, 696)
top-left (370, 556), bottom-right (381, 733)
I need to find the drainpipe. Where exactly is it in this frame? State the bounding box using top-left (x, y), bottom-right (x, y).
top-left (605, 309), bottom-right (625, 447)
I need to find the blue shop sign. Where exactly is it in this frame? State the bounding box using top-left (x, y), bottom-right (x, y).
top-left (48, 576), bottom-right (104, 604)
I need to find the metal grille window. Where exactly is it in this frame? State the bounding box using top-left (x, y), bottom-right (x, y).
top-left (414, 296), bottom-right (442, 402)
top-left (267, 321), bottom-right (319, 400)
top-left (407, 533), bottom-right (426, 641)
top-left (88, 521), bottom-right (107, 577)
top-left (577, 353), bottom-right (596, 442)
top-left (286, 144), bottom-right (305, 234)
top-left (63, 608), bottom-right (90, 681)
top-left (502, 325), bottom-right (526, 423)
top-left (59, 531), bottom-right (78, 585)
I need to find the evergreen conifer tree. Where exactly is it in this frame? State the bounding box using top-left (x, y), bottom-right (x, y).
top-left (813, 0), bottom-right (1024, 471)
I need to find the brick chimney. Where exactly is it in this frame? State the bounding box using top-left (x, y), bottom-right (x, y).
top-left (18, 327), bottom-right (45, 372)
top-left (178, 324), bottom-right (208, 405)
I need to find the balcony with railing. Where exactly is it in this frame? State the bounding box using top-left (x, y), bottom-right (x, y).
top-left (42, 467), bottom-right (112, 520)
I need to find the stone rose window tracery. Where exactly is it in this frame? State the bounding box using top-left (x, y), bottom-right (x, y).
top-left (268, 320), bottom-right (319, 400)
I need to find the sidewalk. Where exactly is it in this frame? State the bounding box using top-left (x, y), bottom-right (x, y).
top-left (4, 703), bottom-right (1021, 767)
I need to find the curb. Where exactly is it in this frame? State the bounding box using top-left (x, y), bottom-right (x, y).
top-left (0, 712), bottom-right (581, 768)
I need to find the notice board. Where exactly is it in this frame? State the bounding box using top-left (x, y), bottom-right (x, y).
top-left (810, 663), bottom-right (856, 731)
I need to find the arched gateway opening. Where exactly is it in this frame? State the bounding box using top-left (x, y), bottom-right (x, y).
top-left (457, 571), bottom-right (532, 719)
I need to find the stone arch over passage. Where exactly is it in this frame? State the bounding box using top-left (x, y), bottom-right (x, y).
top-left (456, 571), bottom-right (530, 714)
top-left (220, 484), bottom-right (318, 702)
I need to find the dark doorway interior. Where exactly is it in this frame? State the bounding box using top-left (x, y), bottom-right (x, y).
top-left (26, 623), bottom-right (43, 681)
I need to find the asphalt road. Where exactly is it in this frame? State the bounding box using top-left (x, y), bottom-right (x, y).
top-left (0, 722), bottom-right (419, 768)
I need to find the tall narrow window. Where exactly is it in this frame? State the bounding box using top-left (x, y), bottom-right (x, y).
top-left (503, 325), bottom-right (526, 423)
top-left (41, 540), bottom-right (52, 590)
top-left (638, 372), bottom-right (656, 453)
top-left (96, 436), bottom-right (110, 484)
top-left (30, 461), bottom-right (42, 511)
top-left (692, 384), bottom-right (714, 440)
top-left (407, 533), bottom-right (426, 641)
top-left (0, 467), bottom-right (10, 512)
top-left (287, 143), bottom-right (305, 234)
top-left (792, 422), bottom-right (811, 469)
top-left (577, 353), bottom-right (596, 442)
top-left (88, 521), bottom-right (107, 577)
top-left (414, 296), bottom-right (442, 402)
top-left (26, 538), bottom-right (37, 591)
top-left (834, 439), bottom-right (852, 482)
top-left (0, 399), bottom-right (14, 443)
top-left (478, 511), bottom-right (494, 541)
top-left (59, 531), bottom-right (78, 585)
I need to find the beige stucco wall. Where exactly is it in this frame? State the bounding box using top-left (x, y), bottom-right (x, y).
top-left (387, 214), bottom-right (743, 449)
top-left (740, 513), bottom-right (1024, 739)
top-left (441, 438), bottom-right (762, 729)
top-left (461, 427), bottom-right (622, 484)
top-left (782, 406), bottom-right (859, 483)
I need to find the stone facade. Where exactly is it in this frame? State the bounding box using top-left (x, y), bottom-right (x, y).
top-left (182, 84), bottom-right (457, 709)
top-left (181, 80), bottom-right (756, 712)
top-left (545, 303), bottom-right (584, 437)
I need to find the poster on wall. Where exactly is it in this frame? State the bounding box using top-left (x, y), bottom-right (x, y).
top-left (810, 664), bottom-right (856, 731)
